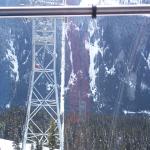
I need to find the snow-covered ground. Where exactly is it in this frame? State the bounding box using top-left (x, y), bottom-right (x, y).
top-left (0, 139), bottom-right (49, 150)
top-left (123, 110), bottom-right (150, 116)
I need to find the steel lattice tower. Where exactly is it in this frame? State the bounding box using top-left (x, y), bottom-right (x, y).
top-left (22, 0), bottom-right (64, 149)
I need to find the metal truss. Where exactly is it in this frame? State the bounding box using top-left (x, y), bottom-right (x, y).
top-left (22, 1), bottom-right (64, 150)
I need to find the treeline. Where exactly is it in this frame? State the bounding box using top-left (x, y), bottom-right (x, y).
top-left (0, 106), bottom-right (25, 149)
top-left (0, 106), bottom-right (58, 150)
top-left (64, 114), bottom-right (150, 150)
top-left (1, 107), bottom-right (150, 150)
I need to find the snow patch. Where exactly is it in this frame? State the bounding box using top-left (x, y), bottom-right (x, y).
top-left (88, 20), bottom-right (97, 37)
top-left (6, 40), bottom-right (19, 82)
top-left (147, 53), bottom-right (150, 70)
top-left (85, 40), bottom-right (99, 99)
top-left (98, 103), bottom-right (106, 109)
top-left (105, 65), bottom-right (116, 75)
top-left (24, 38), bottom-right (28, 44)
top-left (5, 103), bottom-right (10, 109)
top-left (141, 82), bottom-right (150, 91)
top-left (68, 40), bottom-right (71, 50)
top-left (123, 110), bottom-right (150, 116)
top-left (22, 54), bottom-right (29, 65)
top-left (69, 43), bottom-right (73, 73)
top-left (0, 139), bottom-right (17, 150)
top-left (127, 72), bottom-right (137, 101)
top-left (141, 52), bottom-right (150, 70)
top-left (127, 72), bottom-right (137, 88)
top-left (75, 26), bottom-right (79, 31)
top-left (85, 20), bottom-right (107, 101)
top-left (0, 139), bottom-right (35, 150)
top-left (60, 21), bottom-right (66, 149)
top-left (68, 73), bottom-right (77, 86)
top-left (116, 50), bottom-right (125, 63)
top-left (46, 82), bottom-right (53, 91)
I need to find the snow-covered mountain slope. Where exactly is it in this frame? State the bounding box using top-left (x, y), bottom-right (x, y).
top-left (64, 0), bottom-right (150, 114)
top-left (85, 16), bottom-right (150, 113)
top-left (0, 0), bottom-right (150, 113)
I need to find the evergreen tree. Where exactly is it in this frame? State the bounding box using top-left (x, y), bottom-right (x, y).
top-left (12, 125), bottom-right (20, 150)
top-left (31, 143), bottom-right (35, 150)
top-left (0, 121), bottom-right (5, 138)
top-left (12, 141), bottom-right (20, 150)
top-left (48, 121), bottom-right (57, 150)
top-left (36, 140), bottom-right (43, 150)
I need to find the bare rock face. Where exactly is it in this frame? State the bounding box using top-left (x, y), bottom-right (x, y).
top-left (65, 20), bottom-right (93, 121)
top-left (0, 19), bottom-right (31, 107)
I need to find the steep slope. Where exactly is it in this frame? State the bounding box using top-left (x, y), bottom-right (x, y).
top-left (0, 19), bottom-right (32, 107)
top-left (64, 0), bottom-right (150, 115)
top-left (94, 16), bottom-right (150, 113)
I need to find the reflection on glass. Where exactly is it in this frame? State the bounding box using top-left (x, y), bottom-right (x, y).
top-left (64, 15), bottom-right (150, 150)
top-left (0, 0), bottom-right (150, 150)
top-left (0, 0), bottom-right (149, 6)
